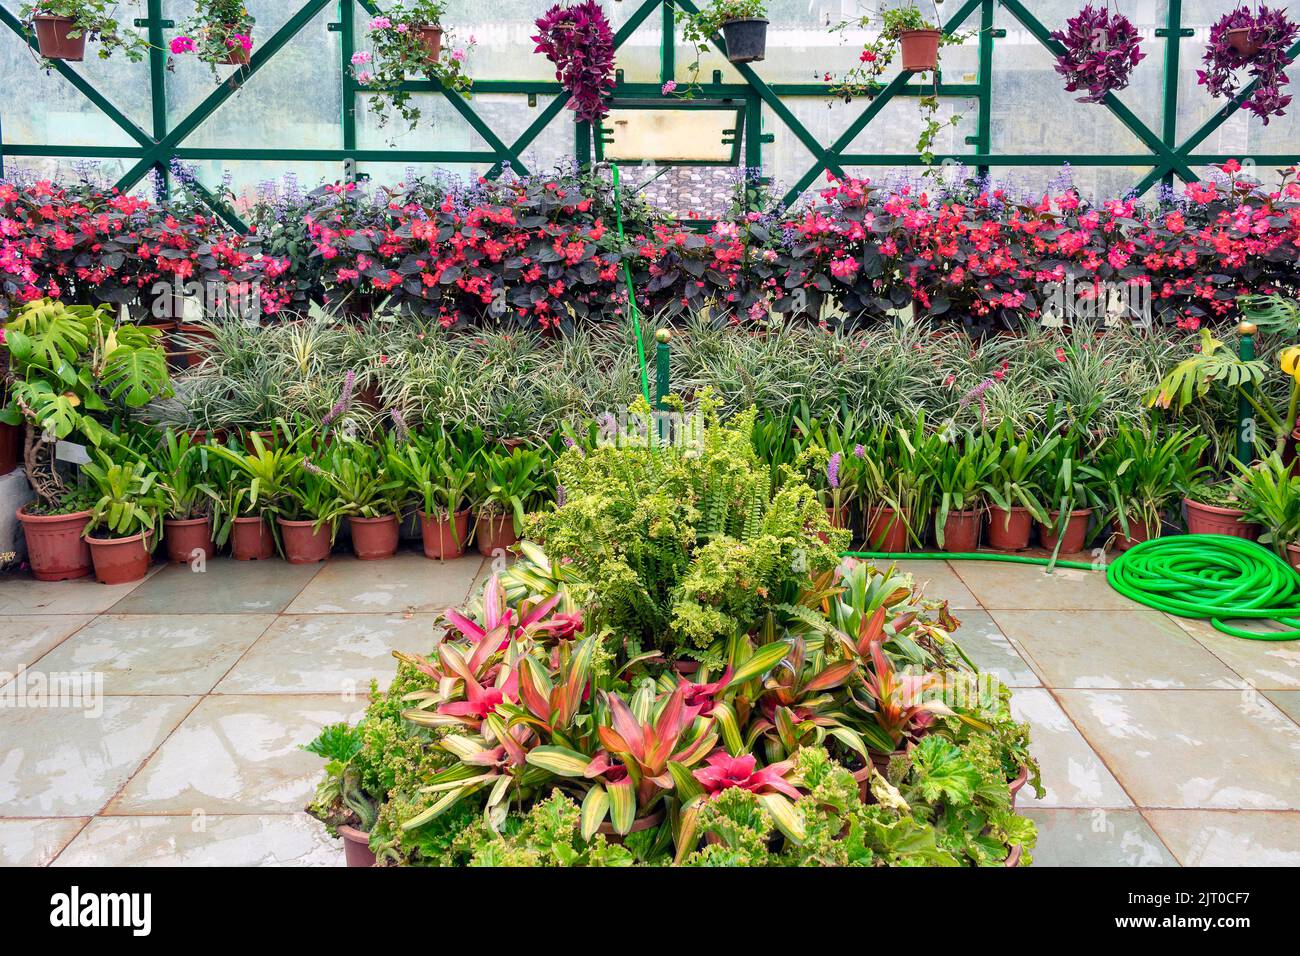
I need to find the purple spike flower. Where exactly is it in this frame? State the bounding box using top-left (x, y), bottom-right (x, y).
top-left (321, 370), bottom-right (356, 430)
top-left (827, 452), bottom-right (841, 490)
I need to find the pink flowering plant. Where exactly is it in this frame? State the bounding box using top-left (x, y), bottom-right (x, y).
top-left (353, 1), bottom-right (473, 133)
top-left (1050, 4), bottom-right (1146, 104)
top-left (170, 0), bottom-right (255, 74)
top-left (20, 0), bottom-right (150, 62)
top-left (1198, 5), bottom-right (1299, 123)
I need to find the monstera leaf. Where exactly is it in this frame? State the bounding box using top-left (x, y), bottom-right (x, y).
top-left (1240, 293), bottom-right (1300, 336)
top-left (1148, 328), bottom-right (1267, 410)
top-left (3, 299), bottom-right (96, 373)
top-left (100, 337), bottom-right (170, 408)
top-left (10, 380), bottom-right (84, 440)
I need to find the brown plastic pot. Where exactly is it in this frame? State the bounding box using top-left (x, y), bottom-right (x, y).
top-left (826, 504), bottom-right (850, 529)
top-left (277, 518), bottom-right (332, 564)
top-left (348, 514), bottom-right (399, 560)
top-left (230, 515), bottom-right (276, 560)
top-left (84, 530), bottom-right (153, 585)
top-left (986, 506), bottom-right (1032, 551)
top-left (1226, 28), bottom-right (1259, 56)
top-left (1184, 497), bottom-right (1261, 540)
top-left (241, 429), bottom-right (277, 453)
top-left (419, 509), bottom-right (471, 559)
top-left (1038, 508), bottom-right (1093, 553)
top-left (33, 14), bottom-right (86, 61)
top-left (220, 27), bottom-right (252, 65)
top-left (940, 509), bottom-right (981, 552)
top-left (416, 25), bottom-right (443, 63)
top-left (898, 28), bottom-right (941, 72)
top-left (1111, 517), bottom-right (1152, 551)
top-left (865, 505), bottom-right (908, 552)
top-left (476, 512), bottom-right (519, 557)
top-left (1286, 543), bottom-right (1300, 573)
top-left (337, 825), bottom-right (376, 868)
top-left (17, 506), bottom-right (93, 581)
top-left (164, 516), bottom-right (216, 564)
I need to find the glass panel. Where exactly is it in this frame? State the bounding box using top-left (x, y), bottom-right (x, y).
top-left (603, 108), bottom-right (740, 162)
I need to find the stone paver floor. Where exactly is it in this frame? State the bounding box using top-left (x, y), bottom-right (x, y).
top-left (2, 551), bottom-right (1299, 866)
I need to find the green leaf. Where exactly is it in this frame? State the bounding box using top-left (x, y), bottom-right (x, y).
top-left (580, 785), bottom-right (609, 841)
top-left (525, 745), bottom-right (591, 777)
top-left (731, 639), bottom-right (791, 685)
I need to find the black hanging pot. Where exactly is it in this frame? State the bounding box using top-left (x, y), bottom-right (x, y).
top-left (721, 18), bottom-right (768, 63)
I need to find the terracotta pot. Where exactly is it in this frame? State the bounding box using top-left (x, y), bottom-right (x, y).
top-left (865, 505), bottom-right (908, 552)
top-left (940, 509), bottom-right (981, 552)
top-left (1183, 497), bottom-right (1261, 540)
top-left (241, 429), bottom-right (277, 453)
top-left (898, 28), bottom-right (942, 72)
top-left (1111, 517), bottom-right (1152, 551)
top-left (84, 530), bottom-right (153, 585)
top-left (1009, 764), bottom-right (1030, 808)
top-left (17, 506), bottom-right (93, 581)
top-left (986, 506), bottom-right (1032, 551)
top-left (184, 427), bottom-right (226, 446)
top-left (826, 504), bottom-right (850, 529)
top-left (671, 660), bottom-right (700, 677)
top-left (278, 518), bottom-right (332, 564)
top-left (0, 419), bottom-right (19, 476)
top-left (348, 514), bottom-right (399, 560)
top-left (476, 512), bottom-right (518, 557)
top-left (720, 17), bottom-right (768, 63)
top-left (597, 808), bottom-right (665, 844)
top-left (1286, 542), bottom-right (1300, 574)
top-left (164, 516), bottom-right (216, 564)
top-left (1037, 508), bottom-right (1093, 553)
top-left (416, 24), bottom-right (443, 63)
top-left (337, 825), bottom-right (376, 868)
top-left (33, 14), bottom-right (86, 61)
top-left (219, 27), bottom-right (252, 65)
top-left (419, 509), bottom-right (471, 559)
top-left (1226, 27), bottom-right (1259, 57)
top-left (230, 515), bottom-right (276, 560)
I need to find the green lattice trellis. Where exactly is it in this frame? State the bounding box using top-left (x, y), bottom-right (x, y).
top-left (3, 0), bottom-right (1299, 232)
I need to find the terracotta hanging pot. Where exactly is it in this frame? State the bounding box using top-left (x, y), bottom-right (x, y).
top-left (416, 25), bottom-right (443, 63)
top-left (986, 506), bottom-right (1032, 551)
top-left (898, 29), bottom-right (942, 72)
top-left (230, 515), bottom-right (276, 560)
top-left (419, 509), bottom-right (471, 559)
top-left (476, 512), bottom-right (518, 557)
top-left (33, 15), bottom-right (86, 61)
top-left (84, 530), bottom-right (153, 585)
top-left (1225, 28), bottom-right (1260, 57)
top-left (277, 518), bottom-right (332, 564)
top-left (163, 516), bottom-right (216, 564)
top-left (1037, 508), bottom-right (1093, 553)
top-left (17, 506), bottom-right (93, 581)
top-left (348, 515), bottom-right (399, 560)
top-left (219, 26), bottom-right (252, 65)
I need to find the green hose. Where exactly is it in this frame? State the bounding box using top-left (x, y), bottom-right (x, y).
top-left (847, 538), bottom-right (1300, 641)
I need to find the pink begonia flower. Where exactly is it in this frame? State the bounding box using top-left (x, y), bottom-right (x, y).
top-left (351, 50), bottom-right (372, 65)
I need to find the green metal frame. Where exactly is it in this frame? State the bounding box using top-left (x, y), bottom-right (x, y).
top-left (3, 0), bottom-right (1299, 231)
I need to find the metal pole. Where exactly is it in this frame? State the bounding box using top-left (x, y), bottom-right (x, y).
top-left (654, 328), bottom-right (671, 412)
top-left (1238, 320), bottom-right (1257, 463)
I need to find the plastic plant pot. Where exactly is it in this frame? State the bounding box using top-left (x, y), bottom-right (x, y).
top-left (33, 15), bottom-right (86, 61)
top-left (940, 510), bottom-right (981, 552)
top-left (84, 531), bottom-right (153, 585)
top-left (986, 506), bottom-right (1032, 551)
top-left (898, 29), bottom-right (941, 71)
top-left (230, 515), bottom-right (276, 560)
top-left (417, 25), bottom-right (443, 63)
top-left (419, 509), bottom-right (471, 559)
top-left (17, 506), bottom-right (93, 581)
top-left (164, 516), bottom-right (217, 564)
top-left (348, 515), bottom-right (400, 560)
top-left (476, 512), bottom-right (519, 557)
top-left (220, 27), bottom-right (252, 65)
top-left (865, 505), bottom-right (908, 552)
top-left (337, 825), bottom-right (376, 867)
top-left (721, 18), bottom-right (768, 63)
top-left (1226, 28), bottom-right (1260, 56)
top-left (1111, 518), bottom-right (1152, 552)
top-left (1183, 497), bottom-right (1261, 540)
top-left (277, 518), bottom-right (332, 564)
top-left (1037, 508), bottom-right (1093, 553)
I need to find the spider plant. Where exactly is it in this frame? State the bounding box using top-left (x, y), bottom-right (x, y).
top-left (926, 426), bottom-right (1000, 547)
top-left (1093, 422), bottom-right (1209, 540)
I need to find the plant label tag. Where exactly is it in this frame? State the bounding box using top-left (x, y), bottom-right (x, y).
top-left (55, 441), bottom-right (92, 464)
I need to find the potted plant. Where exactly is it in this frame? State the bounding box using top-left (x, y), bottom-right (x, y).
top-left (859, 419), bottom-right (930, 553)
top-left (208, 432), bottom-right (297, 561)
top-left (1035, 426), bottom-right (1102, 554)
top-left (81, 453), bottom-right (164, 585)
top-left (20, 0), bottom-right (150, 63)
top-left (532, 1), bottom-right (616, 124)
top-left (1095, 424), bottom-right (1207, 550)
top-left (389, 429), bottom-right (478, 559)
top-left (278, 453), bottom-right (342, 565)
top-left (476, 445), bottom-right (547, 557)
top-left (1229, 455), bottom-right (1297, 562)
top-left (1184, 480), bottom-right (1261, 539)
top-left (1199, 5), bottom-right (1299, 124)
top-left (3, 299), bottom-right (170, 578)
top-left (928, 427), bottom-right (999, 552)
top-left (984, 425), bottom-right (1058, 551)
top-left (1051, 4), bottom-right (1146, 104)
top-left (302, 722), bottom-right (379, 868)
top-left (327, 439), bottom-right (405, 561)
top-left (153, 429), bottom-right (219, 564)
top-left (353, 1), bottom-right (473, 132)
top-left (170, 0), bottom-right (255, 70)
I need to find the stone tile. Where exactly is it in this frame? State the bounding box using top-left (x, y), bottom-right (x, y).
top-left (107, 559), bottom-right (321, 614)
top-left (949, 609), bottom-right (1041, 687)
top-left (991, 610), bottom-right (1241, 689)
top-left (1008, 688), bottom-right (1132, 809)
top-left (1022, 809), bottom-right (1176, 867)
top-left (861, 559), bottom-right (979, 609)
top-left (105, 695), bottom-right (365, 815)
top-left (1169, 616), bottom-right (1300, 690)
top-left (285, 553), bottom-right (481, 614)
top-left (1145, 810), bottom-right (1300, 866)
top-left (0, 615), bottom-right (91, 678)
top-left (0, 573), bottom-right (155, 615)
top-left (950, 561), bottom-right (1135, 611)
top-left (0, 818), bottom-right (89, 866)
top-left (52, 814), bottom-right (345, 867)
top-left (216, 613), bottom-right (437, 694)
top-left (0, 696), bottom-right (196, 817)
top-left (30, 615), bottom-right (275, 695)
top-left (1266, 690), bottom-right (1300, 725)
top-left (1056, 689), bottom-right (1300, 809)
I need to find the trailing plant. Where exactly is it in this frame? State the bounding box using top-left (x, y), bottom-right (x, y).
top-left (532, 1), bottom-right (616, 124)
top-left (170, 0), bottom-right (255, 73)
top-left (1051, 4), bottom-right (1145, 104)
top-left (20, 0), bottom-right (151, 62)
top-left (1198, 5), bottom-right (1299, 123)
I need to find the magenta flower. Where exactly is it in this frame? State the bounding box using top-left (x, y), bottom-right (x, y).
top-left (662, 80), bottom-right (677, 95)
top-left (170, 36), bottom-right (195, 54)
top-left (692, 751), bottom-right (800, 799)
top-left (827, 451), bottom-right (841, 489)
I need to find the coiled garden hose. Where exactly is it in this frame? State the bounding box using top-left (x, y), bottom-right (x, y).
top-left (847, 538), bottom-right (1300, 641)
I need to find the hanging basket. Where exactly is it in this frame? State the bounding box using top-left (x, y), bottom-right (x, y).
top-left (1225, 27), bottom-right (1260, 57)
top-left (32, 14), bottom-right (86, 61)
top-left (721, 18), bottom-right (768, 64)
top-left (898, 29), bottom-right (942, 72)
top-left (416, 25), bottom-right (444, 64)
top-left (219, 26), bottom-right (252, 66)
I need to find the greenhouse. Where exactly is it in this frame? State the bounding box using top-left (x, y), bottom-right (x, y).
top-left (0, 0), bottom-right (1298, 904)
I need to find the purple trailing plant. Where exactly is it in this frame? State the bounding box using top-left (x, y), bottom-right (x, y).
top-left (1198, 5), bottom-right (1299, 124)
top-left (532, 1), bottom-right (616, 124)
top-left (1051, 5), bottom-right (1145, 104)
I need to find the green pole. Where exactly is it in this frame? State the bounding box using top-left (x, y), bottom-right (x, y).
top-left (654, 328), bottom-right (671, 411)
top-left (1238, 320), bottom-right (1257, 463)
